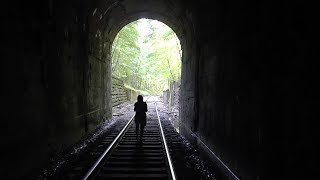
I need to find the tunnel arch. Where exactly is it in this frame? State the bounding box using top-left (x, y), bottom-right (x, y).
top-left (4, 0), bottom-right (199, 178)
top-left (90, 2), bottom-right (193, 65)
top-left (107, 14), bottom-right (185, 47)
top-left (108, 15), bottom-right (185, 64)
top-left (109, 16), bottom-right (184, 58)
top-left (110, 17), bottom-right (183, 114)
top-left (86, 0), bottom-right (199, 135)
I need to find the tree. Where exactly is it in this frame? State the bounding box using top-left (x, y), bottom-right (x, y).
top-left (111, 19), bottom-right (181, 94)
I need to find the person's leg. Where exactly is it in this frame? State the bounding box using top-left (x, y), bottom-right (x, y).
top-left (140, 124), bottom-right (144, 140)
top-left (135, 122), bottom-right (139, 139)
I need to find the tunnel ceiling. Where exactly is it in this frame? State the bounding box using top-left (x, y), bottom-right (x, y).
top-left (90, 0), bottom-right (191, 48)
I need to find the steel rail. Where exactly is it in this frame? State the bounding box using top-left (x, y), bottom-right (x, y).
top-left (155, 102), bottom-right (177, 180)
top-left (82, 95), bottom-right (151, 179)
top-left (82, 114), bottom-right (135, 180)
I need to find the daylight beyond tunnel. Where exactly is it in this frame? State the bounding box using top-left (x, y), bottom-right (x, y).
top-left (111, 19), bottom-right (181, 95)
top-left (111, 19), bottom-right (182, 130)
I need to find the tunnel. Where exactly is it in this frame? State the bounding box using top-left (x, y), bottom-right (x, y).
top-left (2, 0), bottom-right (315, 179)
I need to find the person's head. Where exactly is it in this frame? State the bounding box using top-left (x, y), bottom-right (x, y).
top-left (137, 95), bottom-right (143, 102)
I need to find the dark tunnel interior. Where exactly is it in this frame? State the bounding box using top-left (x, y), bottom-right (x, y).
top-left (2, 0), bottom-right (316, 179)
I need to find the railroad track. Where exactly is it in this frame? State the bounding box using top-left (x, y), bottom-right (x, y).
top-left (81, 99), bottom-right (176, 180)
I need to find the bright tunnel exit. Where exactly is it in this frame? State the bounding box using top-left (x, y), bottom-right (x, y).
top-left (111, 18), bottom-right (182, 131)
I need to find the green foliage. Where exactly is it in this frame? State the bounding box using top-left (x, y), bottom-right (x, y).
top-left (111, 19), bottom-right (181, 95)
top-left (111, 22), bottom-right (140, 79)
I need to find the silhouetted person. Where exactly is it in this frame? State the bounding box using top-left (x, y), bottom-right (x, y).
top-left (134, 95), bottom-right (147, 141)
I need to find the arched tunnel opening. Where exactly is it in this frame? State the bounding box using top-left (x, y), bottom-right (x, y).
top-left (111, 19), bottom-right (182, 131)
top-left (3, 0), bottom-right (315, 179)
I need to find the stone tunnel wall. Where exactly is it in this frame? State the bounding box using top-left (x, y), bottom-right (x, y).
top-left (126, 88), bottom-right (139, 102)
top-left (163, 81), bottom-right (180, 131)
top-left (111, 76), bottom-right (127, 106)
top-left (179, 1), bottom-right (315, 180)
top-left (163, 81), bottom-right (180, 113)
top-left (111, 76), bottom-right (140, 106)
top-left (1, 0), bottom-right (197, 178)
top-left (3, 0), bottom-right (113, 178)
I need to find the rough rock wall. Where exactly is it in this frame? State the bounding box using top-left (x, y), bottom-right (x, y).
top-left (163, 81), bottom-right (181, 132)
top-left (173, 81), bottom-right (180, 113)
top-left (126, 89), bottom-right (139, 102)
top-left (112, 76), bottom-right (128, 106)
top-left (163, 81), bottom-right (180, 113)
top-left (3, 0), bottom-right (112, 178)
top-left (179, 1), bottom-right (314, 179)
